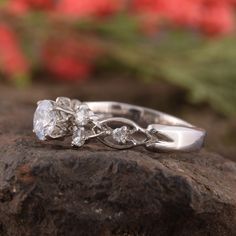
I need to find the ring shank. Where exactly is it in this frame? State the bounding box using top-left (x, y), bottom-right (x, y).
top-left (86, 101), bottom-right (206, 152)
top-left (86, 101), bottom-right (191, 127)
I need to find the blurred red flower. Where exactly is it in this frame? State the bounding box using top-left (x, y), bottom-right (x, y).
top-left (56, 0), bottom-right (124, 18)
top-left (200, 2), bottom-right (234, 35)
top-left (42, 36), bottom-right (101, 80)
top-left (132, 0), bottom-right (235, 35)
top-left (164, 0), bottom-right (202, 26)
top-left (6, 0), bottom-right (236, 36)
top-left (7, 0), bottom-right (29, 15)
top-left (0, 24), bottom-right (28, 78)
top-left (7, 0), bottom-right (55, 14)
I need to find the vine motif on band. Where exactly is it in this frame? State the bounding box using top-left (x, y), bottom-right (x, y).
top-left (33, 97), bottom-right (161, 149)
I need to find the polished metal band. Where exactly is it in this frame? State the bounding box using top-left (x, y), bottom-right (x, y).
top-left (33, 97), bottom-right (206, 152)
top-left (87, 102), bottom-right (206, 152)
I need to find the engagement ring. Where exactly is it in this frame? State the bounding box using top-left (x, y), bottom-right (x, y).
top-left (33, 97), bottom-right (206, 152)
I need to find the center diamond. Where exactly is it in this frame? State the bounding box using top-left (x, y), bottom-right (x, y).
top-left (33, 100), bottom-right (57, 140)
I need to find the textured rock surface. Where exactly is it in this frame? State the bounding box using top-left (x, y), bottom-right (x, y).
top-left (0, 86), bottom-right (236, 236)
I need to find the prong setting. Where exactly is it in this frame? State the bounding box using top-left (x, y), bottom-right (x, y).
top-left (33, 98), bottom-right (160, 148)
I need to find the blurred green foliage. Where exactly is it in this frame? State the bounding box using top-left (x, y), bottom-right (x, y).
top-left (86, 16), bottom-right (236, 116)
top-left (6, 15), bottom-right (236, 116)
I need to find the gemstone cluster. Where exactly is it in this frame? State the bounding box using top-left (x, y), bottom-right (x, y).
top-left (33, 97), bottom-right (100, 147)
top-left (33, 97), bottom-right (148, 149)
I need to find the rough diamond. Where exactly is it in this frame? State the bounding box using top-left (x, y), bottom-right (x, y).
top-left (72, 127), bottom-right (86, 147)
top-left (112, 126), bottom-right (129, 144)
top-left (75, 104), bottom-right (95, 126)
top-left (33, 100), bottom-right (56, 140)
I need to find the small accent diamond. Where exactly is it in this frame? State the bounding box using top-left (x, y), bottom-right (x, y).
top-left (55, 97), bottom-right (71, 108)
top-left (72, 127), bottom-right (86, 147)
top-left (75, 104), bottom-right (95, 126)
top-left (112, 126), bottom-right (129, 144)
top-left (71, 99), bottom-right (81, 111)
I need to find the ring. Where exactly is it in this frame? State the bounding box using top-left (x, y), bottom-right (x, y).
top-left (33, 97), bottom-right (206, 152)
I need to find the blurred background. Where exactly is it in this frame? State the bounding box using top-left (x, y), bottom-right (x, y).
top-left (0, 0), bottom-right (235, 161)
